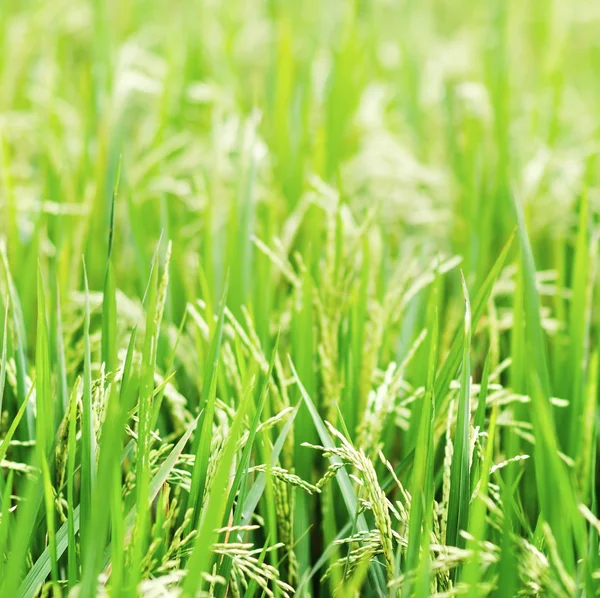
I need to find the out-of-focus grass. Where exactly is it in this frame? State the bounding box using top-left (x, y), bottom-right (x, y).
top-left (1, 0), bottom-right (600, 596)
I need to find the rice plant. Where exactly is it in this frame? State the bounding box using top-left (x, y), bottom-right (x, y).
top-left (1, 0), bottom-right (599, 596)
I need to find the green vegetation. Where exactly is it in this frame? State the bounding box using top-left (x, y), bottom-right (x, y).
top-left (1, 0), bottom-right (599, 595)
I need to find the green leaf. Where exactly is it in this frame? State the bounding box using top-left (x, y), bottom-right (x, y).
top-left (66, 380), bottom-right (79, 589)
top-left (80, 260), bottom-right (96, 558)
top-left (0, 301), bottom-right (8, 418)
top-left (463, 404), bottom-right (499, 596)
top-left (446, 273), bottom-right (472, 552)
top-left (1, 247), bottom-right (35, 437)
top-left (129, 242), bottom-right (162, 589)
top-left (0, 470), bottom-right (14, 580)
top-left (511, 192), bottom-right (586, 573)
top-left (404, 278), bottom-right (438, 597)
top-left (0, 381), bottom-right (35, 466)
top-left (187, 279), bottom-right (228, 528)
top-left (101, 156), bottom-right (120, 373)
top-left (36, 267), bottom-right (53, 457)
top-left (181, 370), bottom-right (253, 597)
top-left (434, 231), bottom-right (514, 414)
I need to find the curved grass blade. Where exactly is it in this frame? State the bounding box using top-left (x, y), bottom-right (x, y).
top-left (0, 380), bottom-right (35, 465)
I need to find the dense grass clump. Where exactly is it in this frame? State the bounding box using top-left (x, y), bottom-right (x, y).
top-left (1, 0), bottom-right (600, 596)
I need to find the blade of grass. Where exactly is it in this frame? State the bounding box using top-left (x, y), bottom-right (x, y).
top-left (0, 301), bottom-right (8, 417)
top-left (1, 247), bottom-right (35, 437)
top-left (473, 351), bottom-right (491, 436)
top-left (0, 470), bottom-right (14, 580)
top-left (39, 450), bottom-right (58, 586)
top-left (434, 231), bottom-right (514, 414)
top-left (181, 372), bottom-right (254, 597)
top-left (569, 198), bottom-right (596, 459)
top-left (0, 380), bottom-right (35, 465)
top-left (511, 191), bottom-right (586, 573)
top-left (446, 273), bottom-right (472, 552)
top-left (101, 157), bottom-right (120, 374)
top-left (187, 279), bottom-right (228, 529)
top-left (66, 380), bottom-right (80, 589)
top-left (129, 242), bottom-right (162, 590)
top-left (404, 279), bottom-right (438, 597)
top-left (52, 277), bottom-right (69, 420)
top-left (36, 267), bottom-right (54, 457)
top-left (463, 404), bottom-right (499, 596)
top-left (80, 260), bottom-right (96, 559)
top-left (110, 326), bottom-right (138, 595)
top-left (1, 452), bottom-right (43, 595)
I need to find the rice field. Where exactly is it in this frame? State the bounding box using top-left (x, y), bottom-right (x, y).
top-left (1, 0), bottom-right (600, 596)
